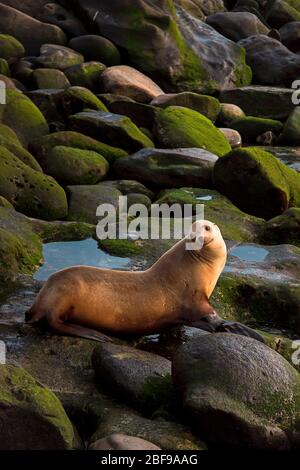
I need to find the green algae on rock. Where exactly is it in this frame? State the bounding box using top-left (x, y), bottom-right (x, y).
top-left (230, 116), bottom-right (283, 143)
top-left (45, 146), bottom-right (109, 185)
top-left (154, 106), bottom-right (231, 156)
top-left (0, 146), bottom-right (68, 220)
top-left (65, 62), bottom-right (106, 91)
top-left (0, 90), bottom-right (49, 146)
top-left (213, 147), bottom-right (300, 219)
top-left (30, 131), bottom-right (127, 166)
top-left (280, 108), bottom-right (300, 145)
top-left (0, 364), bottom-right (76, 450)
top-left (261, 208), bottom-right (300, 247)
top-left (0, 135), bottom-right (42, 172)
top-left (0, 34), bottom-right (24, 61)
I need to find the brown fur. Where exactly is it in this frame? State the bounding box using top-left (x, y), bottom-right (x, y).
top-left (26, 221), bottom-right (227, 341)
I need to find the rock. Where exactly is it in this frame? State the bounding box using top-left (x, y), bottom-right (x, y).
top-left (154, 106), bottom-right (231, 156)
top-left (100, 179), bottom-right (154, 199)
top-left (25, 89), bottom-right (66, 126)
top-left (36, 44), bottom-right (84, 70)
top-left (280, 21), bottom-right (300, 52)
top-left (32, 68), bottom-right (70, 89)
top-left (70, 0), bottom-right (251, 93)
top-left (68, 35), bottom-right (120, 66)
top-left (0, 4), bottom-right (67, 56)
top-left (64, 62), bottom-right (106, 91)
top-left (175, 0), bottom-right (225, 19)
top-left (213, 147), bottom-right (300, 219)
top-left (0, 90), bottom-right (49, 147)
top-left (0, 146), bottom-right (68, 220)
top-left (0, 364), bottom-right (76, 450)
top-left (90, 403), bottom-right (204, 450)
top-left (0, 74), bottom-right (17, 90)
top-left (92, 343), bottom-right (172, 412)
top-left (219, 86), bottom-right (295, 120)
top-left (0, 34), bottom-right (24, 62)
top-left (265, 0), bottom-right (300, 28)
top-left (89, 433), bottom-right (161, 450)
top-left (107, 99), bottom-right (158, 130)
top-left (0, 196), bottom-right (13, 208)
top-left (218, 128), bottom-right (242, 147)
top-left (261, 208), bottom-right (300, 246)
top-left (11, 59), bottom-right (34, 86)
top-left (58, 86), bottom-right (108, 116)
top-left (100, 65), bottom-right (164, 103)
top-left (30, 131), bottom-right (127, 166)
top-left (0, 135), bottom-right (42, 171)
top-left (218, 103), bottom-right (245, 125)
top-left (69, 111), bottom-right (154, 153)
top-left (0, 123), bottom-right (21, 144)
top-left (0, 58), bottom-right (10, 76)
top-left (280, 108), bottom-right (300, 145)
top-left (43, 146), bottom-right (109, 186)
top-left (151, 93), bottom-right (221, 122)
top-left (155, 188), bottom-right (264, 242)
top-left (206, 11), bottom-right (269, 41)
top-left (114, 148), bottom-right (218, 188)
top-left (0, 207), bottom-right (42, 280)
top-left (229, 117), bottom-right (283, 143)
top-left (239, 35), bottom-right (300, 86)
top-left (172, 334), bottom-right (300, 449)
top-left (67, 183), bottom-right (122, 224)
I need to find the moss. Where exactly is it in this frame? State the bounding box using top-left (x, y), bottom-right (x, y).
top-left (141, 374), bottom-right (177, 417)
top-left (31, 131), bottom-right (128, 165)
top-left (260, 330), bottom-right (300, 373)
top-left (280, 108), bottom-right (300, 145)
top-left (261, 208), bottom-right (300, 247)
top-left (0, 135), bottom-right (42, 171)
top-left (0, 196), bottom-right (13, 208)
top-left (0, 89), bottom-right (49, 146)
top-left (63, 86), bottom-right (108, 113)
top-left (98, 238), bottom-right (144, 257)
top-left (0, 34), bottom-right (24, 61)
top-left (65, 62), bottom-right (106, 90)
top-left (0, 365), bottom-right (75, 449)
top-left (213, 147), bottom-right (300, 220)
top-left (0, 123), bottom-right (20, 144)
top-left (45, 146), bottom-right (109, 185)
top-left (231, 116), bottom-right (283, 142)
top-left (154, 106), bottom-right (231, 156)
top-left (34, 220), bottom-right (94, 243)
top-left (233, 47), bottom-right (252, 87)
top-left (0, 58), bottom-right (10, 77)
top-left (32, 68), bottom-right (70, 90)
top-left (0, 146), bottom-right (68, 220)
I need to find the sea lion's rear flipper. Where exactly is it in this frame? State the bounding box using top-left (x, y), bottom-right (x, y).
top-left (47, 318), bottom-right (112, 342)
top-left (216, 321), bottom-right (265, 343)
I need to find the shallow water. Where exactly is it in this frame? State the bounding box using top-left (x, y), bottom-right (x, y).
top-left (34, 238), bottom-right (131, 281)
top-left (229, 245), bottom-right (269, 263)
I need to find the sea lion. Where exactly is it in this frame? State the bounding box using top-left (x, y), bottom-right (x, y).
top-left (25, 220), bottom-right (263, 342)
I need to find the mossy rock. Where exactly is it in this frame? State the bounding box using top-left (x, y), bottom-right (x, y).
top-left (155, 188), bottom-right (264, 242)
top-left (68, 35), bottom-right (120, 66)
top-left (0, 89), bottom-right (49, 146)
top-left (0, 135), bottom-right (42, 171)
top-left (64, 62), bottom-right (106, 91)
top-left (69, 111), bottom-right (154, 153)
top-left (280, 108), bottom-right (300, 145)
top-left (30, 131), bottom-right (127, 165)
top-left (45, 146), bottom-right (109, 185)
top-left (98, 238), bottom-right (144, 258)
top-left (36, 44), bottom-right (84, 70)
top-left (0, 365), bottom-right (76, 450)
top-left (219, 103), bottom-right (245, 125)
top-left (261, 208), bottom-right (300, 246)
top-left (0, 207), bottom-right (42, 280)
top-left (0, 196), bottom-right (13, 208)
top-left (0, 58), bottom-right (10, 76)
top-left (154, 106), bottom-right (231, 156)
top-left (0, 123), bottom-right (21, 144)
top-left (32, 68), bottom-right (70, 90)
top-left (230, 116), bottom-right (283, 143)
top-left (0, 34), bottom-right (24, 61)
top-left (213, 147), bottom-right (300, 219)
top-left (261, 330), bottom-right (300, 373)
top-left (0, 146), bottom-right (68, 220)
top-left (151, 92), bottom-right (221, 122)
top-left (173, 334), bottom-right (300, 448)
top-left (59, 86), bottom-right (108, 116)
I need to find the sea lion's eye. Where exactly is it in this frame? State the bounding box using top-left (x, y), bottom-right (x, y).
top-left (205, 226), bottom-right (211, 231)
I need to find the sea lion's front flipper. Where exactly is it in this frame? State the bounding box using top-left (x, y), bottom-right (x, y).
top-left (48, 320), bottom-right (113, 343)
top-left (216, 321), bottom-right (265, 343)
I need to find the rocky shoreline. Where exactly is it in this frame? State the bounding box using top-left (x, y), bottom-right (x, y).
top-left (0, 0), bottom-right (300, 450)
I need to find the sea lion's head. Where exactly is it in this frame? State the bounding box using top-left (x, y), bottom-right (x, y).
top-left (186, 220), bottom-right (226, 259)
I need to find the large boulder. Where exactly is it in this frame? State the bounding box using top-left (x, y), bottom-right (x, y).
top-left (35, 44), bottom-right (84, 70)
top-left (0, 365), bottom-right (76, 450)
top-left (206, 12), bottom-right (269, 41)
top-left (213, 147), bottom-right (300, 219)
top-left (280, 108), bottom-right (300, 145)
top-left (114, 148), bottom-right (218, 188)
top-left (69, 111), bottom-right (154, 153)
top-left (172, 334), bottom-right (300, 449)
top-left (280, 21), bottom-right (300, 52)
top-left (0, 90), bottom-right (49, 147)
top-left (67, 0), bottom-right (251, 93)
top-left (0, 4), bottom-right (66, 56)
top-left (229, 116), bottom-right (283, 142)
top-left (265, 0), bottom-right (300, 28)
top-left (68, 35), bottom-right (121, 66)
top-left (261, 208), bottom-right (300, 246)
top-left (154, 106), bottom-right (231, 156)
top-left (100, 65), bottom-right (164, 103)
top-left (0, 146), bottom-right (68, 220)
top-left (0, 34), bottom-right (24, 62)
top-left (64, 62), bottom-right (106, 91)
top-left (239, 35), bottom-right (300, 86)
